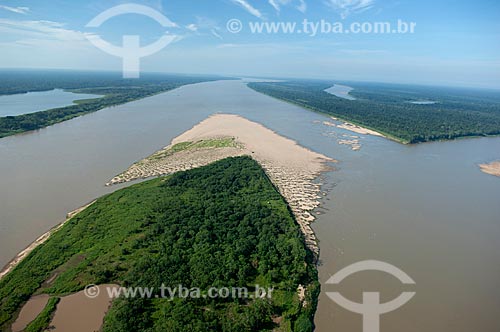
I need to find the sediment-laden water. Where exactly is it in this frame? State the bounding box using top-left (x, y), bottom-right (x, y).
top-left (0, 80), bottom-right (499, 331)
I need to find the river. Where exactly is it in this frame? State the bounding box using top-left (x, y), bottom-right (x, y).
top-left (0, 89), bottom-right (102, 117)
top-left (0, 80), bottom-right (499, 331)
top-left (324, 84), bottom-right (356, 100)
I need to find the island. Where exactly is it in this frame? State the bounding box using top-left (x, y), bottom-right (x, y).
top-left (0, 114), bottom-right (334, 332)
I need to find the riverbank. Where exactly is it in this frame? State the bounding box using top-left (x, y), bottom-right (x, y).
top-left (1, 156), bottom-right (320, 331)
top-left (0, 75), bottom-right (224, 139)
top-left (107, 114), bottom-right (335, 257)
top-left (479, 160), bottom-right (500, 177)
top-left (0, 201), bottom-right (95, 281)
top-left (329, 117), bottom-right (385, 137)
top-left (245, 84), bottom-right (399, 143)
top-left (320, 117), bottom-right (386, 150)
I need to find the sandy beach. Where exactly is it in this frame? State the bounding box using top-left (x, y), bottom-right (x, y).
top-left (326, 117), bottom-right (385, 137)
top-left (107, 114), bottom-right (335, 257)
top-left (479, 161), bottom-right (500, 177)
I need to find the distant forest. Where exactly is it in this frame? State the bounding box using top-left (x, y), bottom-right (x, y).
top-left (248, 80), bottom-right (500, 143)
top-left (0, 70), bottom-right (225, 138)
top-left (0, 157), bottom-right (318, 332)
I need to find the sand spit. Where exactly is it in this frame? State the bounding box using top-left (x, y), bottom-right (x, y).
top-left (107, 114), bottom-right (335, 257)
top-left (107, 138), bottom-right (246, 185)
top-left (479, 161), bottom-right (500, 177)
top-left (0, 201), bottom-right (95, 281)
top-left (328, 117), bottom-right (385, 137)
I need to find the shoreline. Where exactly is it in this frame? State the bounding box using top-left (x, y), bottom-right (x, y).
top-left (324, 84), bottom-right (357, 101)
top-left (1, 114), bottom-right (335, 276)
top-left (106, 114), bottom-right (336, 258)
top-left (479, 160), bottom-right (500, 177)
top-left (327, 116), bottom-right (386, 137)
top-left (0, 201), bottom-right (95, 281)
top-left (245, 87), bottom-right (402, 143)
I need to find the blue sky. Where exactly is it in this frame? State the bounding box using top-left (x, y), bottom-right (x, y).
top-left (0, 0), bottom-right (499, 88)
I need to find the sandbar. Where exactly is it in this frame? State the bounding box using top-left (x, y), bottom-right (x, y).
top-left (107, 114), bottom-right (336, 257)
top-left (479, 161), bottom-right (500, 177)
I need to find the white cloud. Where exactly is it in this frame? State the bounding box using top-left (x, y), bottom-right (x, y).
top-left (184, 17), bottom-right (223, 40)
top-left (0, 19), bottom-right (92, 50)
top-left (189, 16), bottom-right (220, 32)
top-left (268, 0), bottom-right (307, 13)
top-left (297, 0), bottom-right (307, 13)
top-left (230, 0), bottom-right (263, 19)
top-left (268, 0), bottom-right (280, 12)
top-left (0, 18), bottom-right (188, 49)
top-left (0, 5), bottom-right (30, 14)
top-left (185, 23), bottom-right (198, 32)
top-left (211, 29), bottom-right (223, 40)
top-left (0, 19), bottom-right (115, 71)
top-left (324, 0), bottom-right (375, 18)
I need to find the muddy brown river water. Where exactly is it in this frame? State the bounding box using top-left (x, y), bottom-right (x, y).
top-left (1, 80), bottom-right (499, 331)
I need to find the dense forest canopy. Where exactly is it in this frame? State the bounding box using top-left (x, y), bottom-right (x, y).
top-left (0, 69), bottom-right (223, 96)
top-left (0, 70), bottom-right (227, 138)
top-left (0, 156), bottom-right (318, 332)
top-left (248, 80), bottom-right (500, 143)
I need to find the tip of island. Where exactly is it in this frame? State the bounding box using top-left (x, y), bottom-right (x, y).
top-left (107, 113), bottom-right (336, 257)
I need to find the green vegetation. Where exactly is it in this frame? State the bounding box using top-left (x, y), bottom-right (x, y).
top-left (151, 137), bottom-right (241, 160)
top-left (0, 156), bottom-right (318, 331)
top-left (189, 137), bottom-right (241, 149)
top-left (0, 70), bottom-right (226, 138)
top-left (24, 297), bottom-right (60, 332)
top-left (248, 80), bottom-right (500, 143)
